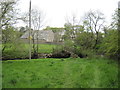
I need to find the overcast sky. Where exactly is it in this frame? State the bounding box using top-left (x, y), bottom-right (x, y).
top-left (17, 0), bottom-right (119, 29)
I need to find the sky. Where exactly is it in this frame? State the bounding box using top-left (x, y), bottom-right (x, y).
top-left (17, 0), bottom-right (119, 29)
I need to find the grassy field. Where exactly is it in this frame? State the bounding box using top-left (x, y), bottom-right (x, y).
top-left (3, 44), bottom-right (56, 53)
top-left (37, 44), bottom-right (56, 53)
top-left (2, 44), bottom-right (56, 59)
top-left (2, 58), bottom-right (118, 88)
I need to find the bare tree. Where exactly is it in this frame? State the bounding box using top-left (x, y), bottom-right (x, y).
top-left (22, 8), bottom-right (45, 57)
top-left (83, 10), bottom-right (105, 49)
top-left (65, 13), bottom-right (79, 40)
top-left (31, 9), bottom-right (45, 57)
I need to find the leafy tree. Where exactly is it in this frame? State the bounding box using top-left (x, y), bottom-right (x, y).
top-left (99, 29), bottom-right (118, 59)
top-left (75, 32), bottom-right (95, 49)
top-left (64, 23), bottom-right (84, 40)
top-left (64, 23), bottom-right (73, 40)
top-left (2, 26), bottom-right (29, 59)
top-left (0, 0), bottom-right (29, 60)
top-left (1, 0), bottom-right (19, 52)
top-left (0, 0), bottom-right (19, 29)
top-left (110, 9), bottom-right (119, 29)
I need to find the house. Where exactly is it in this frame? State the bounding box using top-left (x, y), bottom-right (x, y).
top-left (21, 30), bottom-right (54, 43)
top-left (54, 30), bottom-right (65, 42)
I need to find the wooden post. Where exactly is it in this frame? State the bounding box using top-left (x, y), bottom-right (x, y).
top-left (29, 0), bottom-right (32, 60)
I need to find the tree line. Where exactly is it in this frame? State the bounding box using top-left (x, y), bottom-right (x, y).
top-left (0, 0), bottom-right (119, 60)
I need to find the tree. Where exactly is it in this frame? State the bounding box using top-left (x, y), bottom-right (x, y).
top-left (2, 26), bottom-right (14, 52)
top-left (83, 10), bottom-right (105, 49)
top-left (0, 0), bottom-right (18, 29)
top-left (99, 29), bottom-right (118, 59)
top-left (23, 8), bottom-right (45, 57)
top-left (110, 9), bottom-right (119, 29)
top-left (98, 7), bottom-right (119, 60)
top-left (1, 0), bottom-right (19, 52)
top-left (2, 25), bottom-right (29, 60)
top-left (64, 14), bottom-right (79, 40)
top-left (61, 10), bottom-right (106, 58)
top-left (64, 23), bottom-right (73, 40)
top-left (32, 9), bottom-right (45, 57)
top-left (75, 32), bottom-right (95, 49)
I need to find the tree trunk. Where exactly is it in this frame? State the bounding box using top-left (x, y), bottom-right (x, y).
top-left (37, 30), bottom-right (39, 57)
top-left (93, 32), bottom-right (99, 49)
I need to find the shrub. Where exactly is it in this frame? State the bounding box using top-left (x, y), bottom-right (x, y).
top-left (2, 42), bottom-right (29, 60)
top-left (51, 45), bottom-right (71, 58)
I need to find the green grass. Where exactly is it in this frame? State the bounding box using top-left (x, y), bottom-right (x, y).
top-left (2, 44), bottom-right (56, 59)
top-left (2, 58), bottom-right (118, 88)
top-left (3, 44), bottom-right (56, 53)
top-left (37, 44), bottom-right (56, 53)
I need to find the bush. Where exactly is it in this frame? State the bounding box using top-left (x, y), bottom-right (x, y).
top-left (51, 45), bottom-right (71, 58)
top-left (51, 40), bottom-right (97, 59)
top-left (2, 42), bottom-right (29, 60)
top-left (74, 46), bottom-right (97, 58)
top-left (63, 40), bottom-right (75, 52)
top-left (2, 26), bottom-right (29, 60)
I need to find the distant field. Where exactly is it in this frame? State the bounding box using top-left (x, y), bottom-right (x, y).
top-left (37, 44), bottom-right (56, 53)
top-left (2, 44), bottom-right (57, 59)
top-left (3, 44), bottom-right (56, 53)
top-left (24, 44), bottom-right (57, 53)
top-left (2, 58), bottom-right (118, 88)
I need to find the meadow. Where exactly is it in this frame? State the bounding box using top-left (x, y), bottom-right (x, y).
top-left (2, 58), bottom-right (118, 88)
